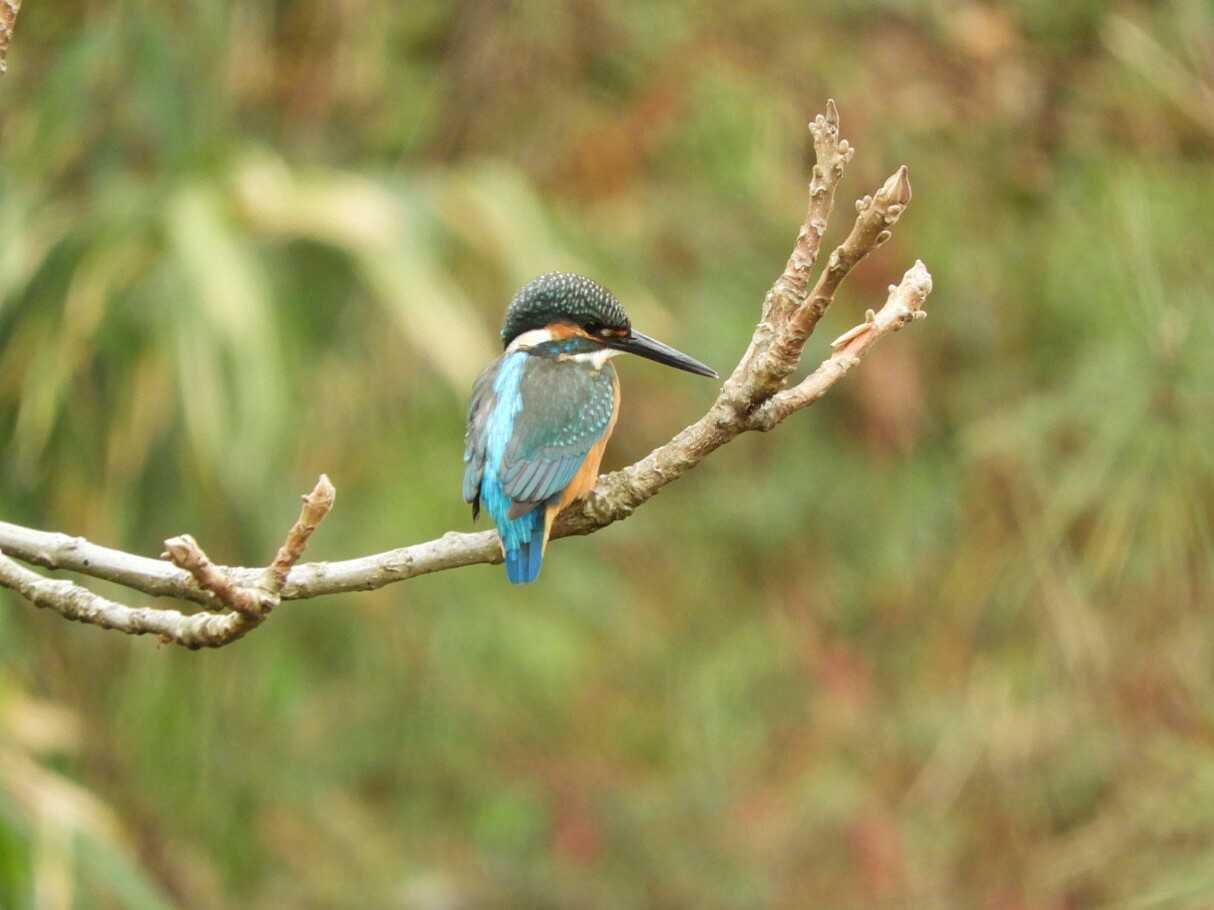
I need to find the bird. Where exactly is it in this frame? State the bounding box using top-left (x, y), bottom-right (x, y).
top-left (462, 272), bottom-right (718, 584)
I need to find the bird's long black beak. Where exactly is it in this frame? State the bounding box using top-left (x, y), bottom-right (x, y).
top-left (606, 329), bottom-right (718, 378)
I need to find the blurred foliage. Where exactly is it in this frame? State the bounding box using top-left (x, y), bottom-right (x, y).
top-left (1, 0), bottom-right (1213, 907)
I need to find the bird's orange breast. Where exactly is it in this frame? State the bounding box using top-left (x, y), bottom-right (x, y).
top-left (543, 368), bottom-right (621, 550)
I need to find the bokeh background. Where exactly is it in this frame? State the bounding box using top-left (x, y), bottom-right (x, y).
top-left (1, 1), bottom-right (1212, 907)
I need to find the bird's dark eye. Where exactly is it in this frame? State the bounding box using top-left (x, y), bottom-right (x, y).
top-left (585, 323), bottom-right (603, 336)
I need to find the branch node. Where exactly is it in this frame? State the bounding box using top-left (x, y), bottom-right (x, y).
top-left (163, 534), bottom-right (267, 618)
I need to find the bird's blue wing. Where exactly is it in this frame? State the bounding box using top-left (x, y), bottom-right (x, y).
top-left (500, 357), bottom-right (616, 512)
top-left (462, 361), bottom-right (497, 518)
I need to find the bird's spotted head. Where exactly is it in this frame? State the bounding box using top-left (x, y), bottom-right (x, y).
top-left (499, 272), bottom-right (718, 379)
top-left (500, 272), bottom-right (630, 348)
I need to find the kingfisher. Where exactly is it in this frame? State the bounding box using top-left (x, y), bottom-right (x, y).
top-left (462, 272), bottom-right (717, 584)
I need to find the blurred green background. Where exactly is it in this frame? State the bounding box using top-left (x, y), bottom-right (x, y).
top-left (1, 1), bottom-right (1212, 907)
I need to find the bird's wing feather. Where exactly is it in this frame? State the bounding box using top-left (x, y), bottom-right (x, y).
top-left (500, 358), bottom-right (616, 509)
top-left (461, 362), bottom-right (497, 516)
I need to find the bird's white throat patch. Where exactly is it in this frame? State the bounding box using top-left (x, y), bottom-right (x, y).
top-left (566, 347), bottom-right (621, 370)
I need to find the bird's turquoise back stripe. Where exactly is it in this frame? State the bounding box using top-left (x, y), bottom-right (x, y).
top-left (481, 352), bottom-right (536, 554)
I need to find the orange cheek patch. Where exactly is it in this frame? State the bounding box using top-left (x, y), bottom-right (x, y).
top-left (546, 322), bottom-right (591, 340)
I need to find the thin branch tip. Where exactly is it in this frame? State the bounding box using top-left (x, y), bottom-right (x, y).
top-left (888, 165), bottom-right (912, 205)
top-left (906, 259), bottom-right (933, 294)
top-left (310, 473), bottom-right (337, 506)
top-left (263, 474), bottom-right (339, 595)
top-left (829, 260), bottom-right (932, 350)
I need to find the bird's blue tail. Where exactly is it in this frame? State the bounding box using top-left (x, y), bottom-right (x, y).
top-left (503, 509), bottom-right (546, 584)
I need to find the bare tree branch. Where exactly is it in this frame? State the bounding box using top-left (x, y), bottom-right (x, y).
top-left (0, 0), bottom-right (20, 74)
top-left (0, 476), bottom-right (336, 648)
top-left (162, 535), bottom-right (272, 618)
top-left (0, 521), bottom-right (219, 606)
top-left (0, 102), bottom-right (935, 646)
top-left (263, 474), bottom-right (336, 594)
top-left (0, 518), bottom-right (500, 604)
top-left (749, 260), bottom-right (932, 430)
top-left (0, 551), bottom-right (255, 648)
top-left (779, 165), bottom-right (913, 361)
top-left (767, 100), bottom-right (854, 325)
